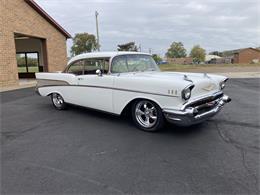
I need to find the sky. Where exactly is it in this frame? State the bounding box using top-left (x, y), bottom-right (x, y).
top-left (35, 0), bottom-right (260, 56)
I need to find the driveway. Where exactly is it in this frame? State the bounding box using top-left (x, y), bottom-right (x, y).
top-left (1, 78), bottom-right (259, 194)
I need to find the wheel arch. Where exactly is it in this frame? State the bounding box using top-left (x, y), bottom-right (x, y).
top-left (120, 97), bottom-right (162, 116)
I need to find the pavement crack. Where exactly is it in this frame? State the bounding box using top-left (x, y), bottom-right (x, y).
top-left (215, 122), bottom-right (259, 192)
top-left (1, 125), bottom-right (41, 141)
top-left (214, 119), bottom-right (260, 129)
top-left (21, 160), bottom-right (124, 194)
top-left (241, 149), bottom-right (259, 192)
top-left (214, 122), bottom-right (260, 151)
top-left (1, 119), bottom-right (57, 142)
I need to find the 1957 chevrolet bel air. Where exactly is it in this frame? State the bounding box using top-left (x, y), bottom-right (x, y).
top-left (36, 52), bottom-right (231, 131)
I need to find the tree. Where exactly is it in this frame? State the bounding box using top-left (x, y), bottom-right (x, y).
top-left (70, 33), bottom-right (98, 56)
top-left (117, 42), bottom-right (138, 51)
top-left (190, 45), bottom-right (206, 63)
top-left (152, 54), bottom-right (162, 63)
top-left (166, 42), bottom-right (187, 58)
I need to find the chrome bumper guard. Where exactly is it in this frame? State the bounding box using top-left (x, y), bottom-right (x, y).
top-left (163, 93), bottom-right (231, 126)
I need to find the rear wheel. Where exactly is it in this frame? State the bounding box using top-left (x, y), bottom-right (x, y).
top-left (132, 99), bottom-right (164, 132)
top-left (51, 93), bottom-right (66, 110)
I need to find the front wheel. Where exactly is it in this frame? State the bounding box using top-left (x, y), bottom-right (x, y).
top-left (51, 93), bottom-right (66, 110)
top-left (132, 100), bottom-right (165, 132)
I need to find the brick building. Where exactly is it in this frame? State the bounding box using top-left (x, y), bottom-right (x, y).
top-left (222, 48), bottom-right (260, 64)
top-left (0, 0), bottom-right (71, 87)
top-left (232, 48), bottom-right (260, 64)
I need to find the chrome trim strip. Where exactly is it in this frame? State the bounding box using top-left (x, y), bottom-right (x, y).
top-left (36, 79), bottom-right (70, 87)
top-left (181, 91), bottom-right (223, 110)
top-left (36, 84), bottom-right (179, 98)
top-left (163, 94), bottom-right (231, 126)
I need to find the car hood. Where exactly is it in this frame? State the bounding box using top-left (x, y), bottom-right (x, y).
top-left (118, 71), bottom-right (225, 98)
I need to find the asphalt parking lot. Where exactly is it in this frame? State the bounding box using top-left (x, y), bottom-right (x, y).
top-left (1, 78), bottom-right (259, 194)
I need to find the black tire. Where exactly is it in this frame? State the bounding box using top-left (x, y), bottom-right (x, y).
top-left (131, 99), bottom-right (165, 132)
top-left (51, 93), bottom-right (67, 110)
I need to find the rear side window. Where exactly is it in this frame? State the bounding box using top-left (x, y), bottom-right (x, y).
top-left (67, 60), bottom-right (84, 75)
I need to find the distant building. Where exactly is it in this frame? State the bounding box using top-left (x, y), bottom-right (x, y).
top-left (167, 57), bottom-right (193, 65)
top-left (222, 48), bottom-right (260, 64)
top-left (215, 56), bottom-right (233, 64)
top-left (205, 55), bottom-right (221, 64)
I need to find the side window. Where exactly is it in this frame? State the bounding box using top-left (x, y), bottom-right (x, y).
top-left (67, 60), bottom-right (84, 75)
top-left (83, 58), bottom-right (110, 75)
top-left (111, 55), bottom-right (128, 73)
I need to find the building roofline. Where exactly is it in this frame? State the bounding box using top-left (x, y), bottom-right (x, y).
top-left (224, 47), bottom-right (260, 54)
top-left (25, 0), bottom-right (72, 39)
top-left (241, 47), bottom-right (260, 53)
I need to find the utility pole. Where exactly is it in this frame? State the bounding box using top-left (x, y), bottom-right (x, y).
top-left (95, 11), bottom-right (100, 51)
top-left (138, 44), bottom-right (142, 52)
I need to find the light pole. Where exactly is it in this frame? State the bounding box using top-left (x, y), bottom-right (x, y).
top-left (95, 11), bottom-right (100, 51)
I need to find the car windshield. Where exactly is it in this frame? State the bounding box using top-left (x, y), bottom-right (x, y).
top-left (111, 54), bottom-right (160, 73)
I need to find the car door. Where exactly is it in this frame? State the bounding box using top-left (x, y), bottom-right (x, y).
top-left (76, 58), bottom-right (114, 113)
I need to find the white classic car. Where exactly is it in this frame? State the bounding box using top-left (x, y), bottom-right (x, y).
top-left (36, 52), bottom-right (231, 131)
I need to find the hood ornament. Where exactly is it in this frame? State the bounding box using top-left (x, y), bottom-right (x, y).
top-left (204, 73), bottom-right (210, 78)
top-left (183, 74), bottom-right (193, 82)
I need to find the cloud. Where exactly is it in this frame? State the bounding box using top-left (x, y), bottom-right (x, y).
top-left (36, 0), bottom-right (260, 56)
top-left (185, 1), bottom-right (209, 12)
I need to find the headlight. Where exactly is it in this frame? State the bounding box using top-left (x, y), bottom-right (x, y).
top-left (219, 78), bottom-right (228, 90)
top-left (220, 81), bottom-right (225, 89)
top-left (182, 88), bottom-right (192, 100)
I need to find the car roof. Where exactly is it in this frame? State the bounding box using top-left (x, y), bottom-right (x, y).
top-left (67, 51), bottom-right (151, 65)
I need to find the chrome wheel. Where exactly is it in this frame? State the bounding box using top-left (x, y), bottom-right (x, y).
top-left (135, 100), bottom-right (158, 128)
top-left (52, 93), bottom-right (65, 109)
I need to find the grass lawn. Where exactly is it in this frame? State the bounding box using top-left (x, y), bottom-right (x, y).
top-left (18, 67), bottom-right (39, 73)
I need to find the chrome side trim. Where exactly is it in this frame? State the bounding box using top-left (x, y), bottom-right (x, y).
top-left (36, 84), bottom-right (179, 98)
top-left (36, 79), bottom-right (69, 87)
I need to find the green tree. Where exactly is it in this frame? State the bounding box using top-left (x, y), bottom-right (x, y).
top-left (190, 45), bottom-right (206, 63)
top-left (166, 42), bottom-right (187, 58)
top-left (70, 33), bottom-right (98, 56)
top-left (117, 42), bottom-right (138, 51)
top-left (152, 54), bottom-right (162, 63)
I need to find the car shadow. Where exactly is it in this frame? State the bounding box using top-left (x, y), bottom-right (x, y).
top-left (67, 104), bottom-right (206, 136)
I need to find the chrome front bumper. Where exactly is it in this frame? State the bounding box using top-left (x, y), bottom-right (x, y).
top-left (163, 93), bottom-right (231, 126)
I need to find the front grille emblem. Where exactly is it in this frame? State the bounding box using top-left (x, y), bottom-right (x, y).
top-left (202, 84), bottom-right (215, 91)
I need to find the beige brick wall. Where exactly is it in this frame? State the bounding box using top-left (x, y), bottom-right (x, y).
top-left (0, 0), bottom-right (69, 87)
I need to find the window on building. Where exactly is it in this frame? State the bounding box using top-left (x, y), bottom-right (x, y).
top-left (16, 52), bottom-right (39, 73)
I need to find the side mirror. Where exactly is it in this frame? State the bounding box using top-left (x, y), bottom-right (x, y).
top-left (96, 69), bottom-right (102, 76)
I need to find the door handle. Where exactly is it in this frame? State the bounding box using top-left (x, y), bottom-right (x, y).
top-left (78, 77), bottom-right (84, 80)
